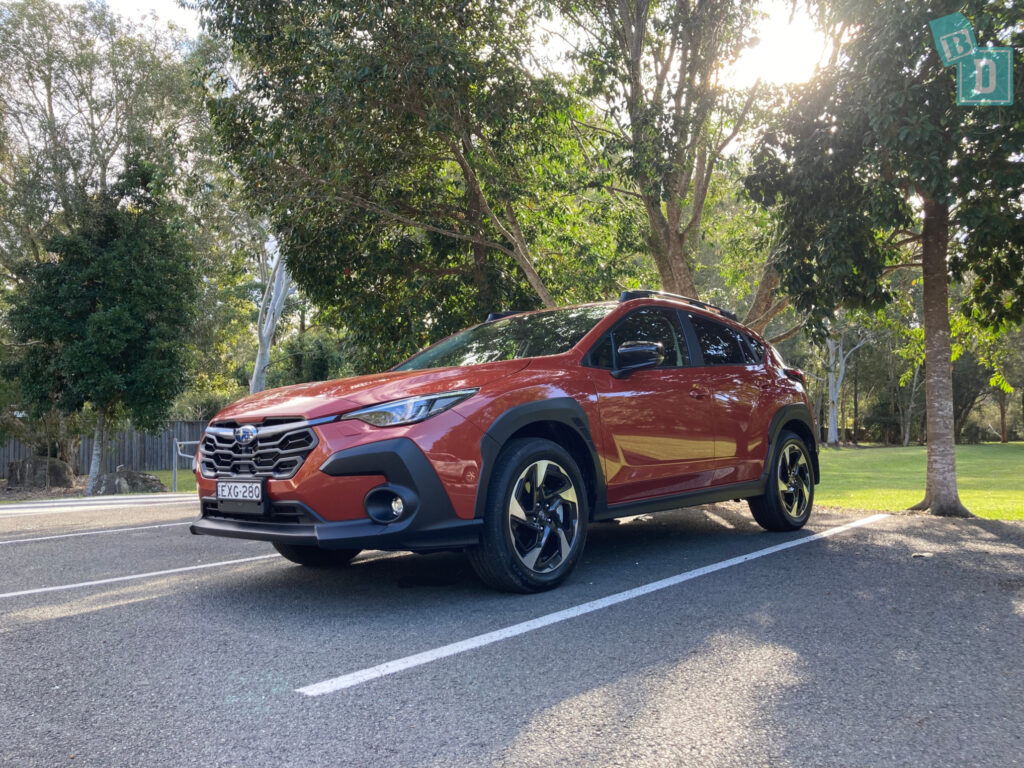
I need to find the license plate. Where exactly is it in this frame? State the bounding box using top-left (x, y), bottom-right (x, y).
top-left (217, 481), bottom-right (263, 502)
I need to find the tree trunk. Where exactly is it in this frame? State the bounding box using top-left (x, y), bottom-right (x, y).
top-left (825, 338), bottom-right (840, 446)
top-left (251, 236), bottom-right (291, 394)
top-left (998, 389), bottom-right (1008, 443)
top-left (85, 408), bottom-right (106, 496)
top-left (852, 363), bottom-right (859, 444)
top-left (641, 196), bottom-right (699, 298)
top-left (901, 365), bottom-right (920, 447)
top-left (911, 199), bottom-right (970, 516)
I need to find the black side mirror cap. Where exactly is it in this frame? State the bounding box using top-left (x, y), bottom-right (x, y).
top-left (611, 341), bottom-right (664, 379)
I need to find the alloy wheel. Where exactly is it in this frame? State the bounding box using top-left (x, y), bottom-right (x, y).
top-left (506, 459), bottom-right (580, 573)
top-left (776, 443), bottom-right (812, 520)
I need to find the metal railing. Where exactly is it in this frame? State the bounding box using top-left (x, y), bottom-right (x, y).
top-left (172, 440), bottom-right (200, 492)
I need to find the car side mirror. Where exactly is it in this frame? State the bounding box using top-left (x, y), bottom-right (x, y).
top-left (611, 341), bottom-right (664, 379)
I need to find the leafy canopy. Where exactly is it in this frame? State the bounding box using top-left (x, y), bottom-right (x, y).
top-left (8, 163), bottom-right (200, 430)
top-left (746, 0), bottom-right (1024, 327)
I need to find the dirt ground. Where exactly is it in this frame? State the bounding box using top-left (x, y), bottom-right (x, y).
top-left (0, 476), bottom-right (88, 503)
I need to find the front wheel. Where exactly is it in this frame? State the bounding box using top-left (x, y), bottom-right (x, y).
top-left (748, 430), bottom-right (814, 531)
top-left (467, 438), bottom-right (589, 593)
top-left (273, 542), bottom-right (362, 567)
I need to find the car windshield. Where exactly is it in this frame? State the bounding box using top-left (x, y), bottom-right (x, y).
top-left (394, 305), bottom-right (613, 371)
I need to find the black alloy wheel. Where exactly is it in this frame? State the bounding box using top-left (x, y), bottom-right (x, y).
top-left (467, 438), bottom-right (589, 592)
top-left (749, 430), bottom-right (814, 531)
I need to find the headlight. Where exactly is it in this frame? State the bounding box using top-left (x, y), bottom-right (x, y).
top-left (338, 388), bottom-right (479, 427)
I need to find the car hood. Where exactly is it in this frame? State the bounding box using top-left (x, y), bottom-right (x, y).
top-left (212, 359), bottom-right (531, 424)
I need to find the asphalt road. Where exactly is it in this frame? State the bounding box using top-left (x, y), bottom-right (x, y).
top-left (1, 495), bottom-right (1022, 767)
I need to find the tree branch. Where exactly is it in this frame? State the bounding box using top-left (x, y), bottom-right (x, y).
top-left (768, 320), bottom-right (807, 344)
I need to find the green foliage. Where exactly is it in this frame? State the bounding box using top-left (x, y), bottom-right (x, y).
top-left (557, 0), bottom-right (762, 296)
top-left (0, 0), bottom-right (202, 266)
top-left (746, 0), bottom-right (1024, 329)
top-left (265, 326), bottom-right (354, 389)
top-left (7, 164), bottom-right (200, 431)
top-left (195, 0), bottom-right (648, 371)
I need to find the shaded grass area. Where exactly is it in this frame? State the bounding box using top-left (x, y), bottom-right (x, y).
top-left (816, 443), bottom-right (1024, 520)
top-left (151, 469), bottom-right (196, 493)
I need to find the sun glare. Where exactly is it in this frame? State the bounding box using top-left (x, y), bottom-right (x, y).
top-left (725, 2), bottom-right (828, 89)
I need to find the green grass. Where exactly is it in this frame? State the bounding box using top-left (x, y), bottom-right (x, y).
top-left (150, 469), bottom-right (196, 493)
top-left (816, 443), bottom-right (1024, 520)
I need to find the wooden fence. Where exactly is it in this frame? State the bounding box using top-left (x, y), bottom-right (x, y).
top-left (0, 420), bottom-right (206, 478)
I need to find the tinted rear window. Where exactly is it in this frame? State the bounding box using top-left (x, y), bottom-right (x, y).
top-left (395, 305), bottom-right (613, 371)
top-left (690, 315), bottom-right (746, 366)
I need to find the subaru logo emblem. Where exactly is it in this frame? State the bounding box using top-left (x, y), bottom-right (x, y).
top-left (233, 424), bottom-right (258, 445)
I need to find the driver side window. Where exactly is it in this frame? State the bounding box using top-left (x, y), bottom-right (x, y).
top-left (590, 308), bottom-right (690, 369)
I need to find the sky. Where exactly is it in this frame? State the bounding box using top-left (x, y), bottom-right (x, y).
top-left (68, 0), bottom-right (827, 89)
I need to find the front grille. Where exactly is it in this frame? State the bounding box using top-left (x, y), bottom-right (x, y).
top-left (199, 419), bottom-right (320, 480)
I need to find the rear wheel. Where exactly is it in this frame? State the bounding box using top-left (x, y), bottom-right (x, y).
top-left (467, 438), bottom-right (588, 593)
top-left (748, 430), bottom-right (814, 531)
top-left (272, 542), bottom-right (361, 567)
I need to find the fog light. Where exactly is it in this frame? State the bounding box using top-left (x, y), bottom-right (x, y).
top-left (365, 486), bottom-right (413, 524)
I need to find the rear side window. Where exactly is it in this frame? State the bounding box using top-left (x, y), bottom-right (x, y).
top-left (689, 315), bottom-right (746, 366)
top-left (590, 308), bottom-right (689, 369)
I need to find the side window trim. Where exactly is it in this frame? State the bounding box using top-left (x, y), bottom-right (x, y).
top-left (678, 311), bottom-right (706, 367)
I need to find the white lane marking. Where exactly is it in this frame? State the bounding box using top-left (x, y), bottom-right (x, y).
top-left (0, 521), bottom-right (192, 546)
top-left (0, 493), bottom-right (196, 512)
top-left (0, 554), bottom-right (280, 600)
top-left (297, 514), bottom-right (890, 696)
top-left (0, 500), bottom-right (197, 519)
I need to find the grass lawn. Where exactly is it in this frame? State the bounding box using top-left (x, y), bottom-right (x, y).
top-left (151, 469), bottom-right (196, 493)
top-left (816, 442), bottom-right (1024, 520)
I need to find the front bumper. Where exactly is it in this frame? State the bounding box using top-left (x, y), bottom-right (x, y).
top-left (190, 437), bottom-right (482, 552)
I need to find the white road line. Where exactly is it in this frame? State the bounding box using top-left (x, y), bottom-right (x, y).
top-left (0, 521), bottom-right (192, 546)
top-left (0, 493), bottom-right (196, 512)
top-left (0, 554), bottom-right (280, 600)
top-left (0, 500), bottom-right (197, 519)
top-left (297, 514), bottom-right (890, 696)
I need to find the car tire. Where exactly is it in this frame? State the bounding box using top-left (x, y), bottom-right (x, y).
top-left (748, 430), bottom-right (814, 531)
top-left (467, 438), bottom-right (589, 593)
top-left (272, 542), bottom-right (362, 567)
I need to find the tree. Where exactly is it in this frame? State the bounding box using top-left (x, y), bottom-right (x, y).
top-left (821, 314), bottom-right (869, 447)
top-left (558, 0), bottom-right (764, 301)
top-left (250, 234), bottom-right (294, 394)
top-left (747, 1), bottom-right (1024, 516)
top-left (0, 0), bottom-right (244, 448)
top-left (196, 0), bottom-right (652, 371)
top-left (8, 164), bottom-right (200, 493)
top-left (0, 0), bottom-right (200, 271)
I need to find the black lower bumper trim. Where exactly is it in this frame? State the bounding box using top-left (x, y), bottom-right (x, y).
top-left (189, 515), bottom-right (482, 552)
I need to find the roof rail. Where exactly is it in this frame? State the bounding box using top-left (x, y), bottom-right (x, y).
top-left (485, 310), bottom-right (525, 323)
top-left (618, 290), bottom-right (738, 322)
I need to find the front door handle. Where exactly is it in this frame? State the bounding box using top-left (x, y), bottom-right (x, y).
top-left (689, 385), bottom-right (709, 400)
